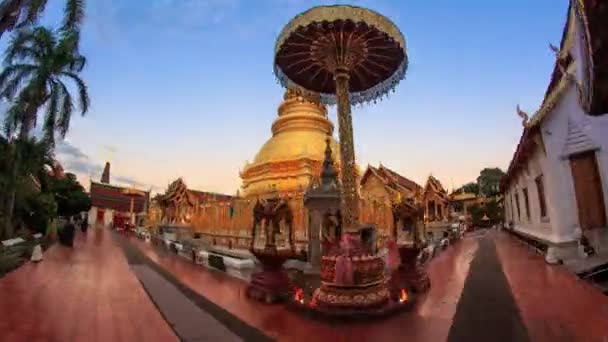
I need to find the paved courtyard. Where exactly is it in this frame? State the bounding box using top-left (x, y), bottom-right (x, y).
top-left (1, 228), bottom-right (608, 341)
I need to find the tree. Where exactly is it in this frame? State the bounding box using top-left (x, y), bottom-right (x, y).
top-left (459, 182), bottom-right (479, 194)
top-left (484, 199), bottom-right (503, 223)
top-left (1, 26), bottom-right (89, 141)
top-left (0, 0), bottom-right (85, 39)
top-left (467, 204), bottom-right (483, 226)
top-left (51, 172), bottom-right (90, 217)
top-left (0, 136), bottom-right (56, 237)
top-left (0, 26), bottom-right (89, 237)
top-left (477, 168), bottom-right (505, 197)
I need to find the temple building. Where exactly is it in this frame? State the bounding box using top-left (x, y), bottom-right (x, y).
top-left (153, 90), bottom-right (445, 253)
top-left (88, 162), bottom-right (150, 228)
top-left (359, 164), bottom-right (422, 204)
top-left (422, 175), bottom-right (449, 223)
top-left (449, 191), bottom-right (479, 217)
top-left (501, 1), bottom-right (608, 265)
top-left (240, 90), bottom-right (340, 198)
top-left (154, 178), bottom-right (234, 226)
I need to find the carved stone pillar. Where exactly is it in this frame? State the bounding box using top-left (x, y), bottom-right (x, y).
top-left (308, 211), bottom-right (323, 270)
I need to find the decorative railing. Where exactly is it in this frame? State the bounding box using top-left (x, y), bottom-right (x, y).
top-left (159, 193), bottom-right (397, 250)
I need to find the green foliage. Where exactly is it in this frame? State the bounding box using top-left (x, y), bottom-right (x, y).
top-left (1, 26), bottom-right (89, 142)
top-left (0, 0), bottom-right (86, 38)
top-left (467, 200), bottom-right (503, 226)
top-left (462, 182), bottom-right (479, 194)
top-left (477, 168), bottom-right (505, 197)
top-left (16, 192), bottom-right (56, 234)
top-left (51, 172), bottom-right (90, 217)
top-left (455, 168), bottom-right (505, 197)
top-left (0, 136), bottom-right (88, 237)
top-left (484, 199), bottom-right (503, 222)
top-left (468, 204), bottom-right (484, 226)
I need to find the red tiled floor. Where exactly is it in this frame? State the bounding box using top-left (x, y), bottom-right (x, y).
top-left (129, 235), bottom-right (479, 342)
top-left (0, 228), bottom-right (178, 342)
top-left (494, 230), bottom-right (608, 342)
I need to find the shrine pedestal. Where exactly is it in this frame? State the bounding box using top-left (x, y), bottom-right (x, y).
top-left (246, 247), bottom-right (294, 303)
top-left (389, 245), bottom-right (430, 297)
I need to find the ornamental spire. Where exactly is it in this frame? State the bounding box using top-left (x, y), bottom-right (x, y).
top-left (320, 136), bottom-right (339, 190)
top-left (100, 162), bottom-right (110, 184)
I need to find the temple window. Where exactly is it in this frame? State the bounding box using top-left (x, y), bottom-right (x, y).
top-left (522, 188), bottom-right (531, 221)
top-left (535, 175), bottom-right (547, 218)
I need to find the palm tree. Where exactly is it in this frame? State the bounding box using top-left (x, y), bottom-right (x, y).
top-left (0, 26), bottom-right (88, 237)
top-left (0, 0), bottom-right (84, 38)
top-left (1, 27), bottom-right (89, 141)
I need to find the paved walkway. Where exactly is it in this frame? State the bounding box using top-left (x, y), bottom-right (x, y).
top-left (496, 231), bottom-right (608, 341)
top-left (128, 230), bottom-right (608, 342)
top-left (114, 232), bottom-right (271, 342)
top-left (127, 233), bottom-right (479, 342)
top-left (0, 228), bottom-right (177, 342)
top-left (448, 233), bottom-right (529, 341)
top-left (2, 228), bottom-right (608, 341)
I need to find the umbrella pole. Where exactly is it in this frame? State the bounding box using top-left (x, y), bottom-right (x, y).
top-left (334, 67), bottom-right (359, 231)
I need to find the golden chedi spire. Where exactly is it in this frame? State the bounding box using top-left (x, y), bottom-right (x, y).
top-left (240, 90), bottom-right (340, 198)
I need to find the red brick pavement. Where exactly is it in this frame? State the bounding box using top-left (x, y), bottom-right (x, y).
top-left (4, 228), bottom-right (604, 342)
top-left (494, 231), bottom-right (608, 342)
top-left (0, 228), bottom-right (178, 342)
top-left (129, 235), bottom-right (479, 342)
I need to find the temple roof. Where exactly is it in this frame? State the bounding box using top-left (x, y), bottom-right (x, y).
top-left (361, 164), bottom-right (422, 194)
top-left (90, 181), bottom-right (150, 213)
top-left (161, 178), bottom-right (234, 205)
top-left (450, 192), bottom-right (478, 201)
top-left (503, 0), bottom-right (608, 188)
top-left (425, 175), bottom-right (446, 192)
top-left (578, 0), bottom-right (608, 115)
top-left (540, 1), bottom-right (608, 117)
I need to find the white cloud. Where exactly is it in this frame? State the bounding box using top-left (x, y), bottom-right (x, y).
top-left (55, 140), bottom-right (159, 191)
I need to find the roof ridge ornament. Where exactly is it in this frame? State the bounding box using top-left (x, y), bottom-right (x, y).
top-left (516, 105), bottom-right (530, 127)
top-left (549, 43), bottom-right (583, 95)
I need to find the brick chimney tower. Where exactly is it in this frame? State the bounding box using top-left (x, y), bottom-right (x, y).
top-left (100, 162), bottom-right (110, 184)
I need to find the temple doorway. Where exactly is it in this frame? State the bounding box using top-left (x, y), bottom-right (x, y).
top-left (570, 151), bottom-right (607, 230)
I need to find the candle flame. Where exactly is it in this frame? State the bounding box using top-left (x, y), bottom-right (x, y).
top-left (399, 288), bottom-right (408, 303)
top-left (294, 288), bottom-right (304, 304)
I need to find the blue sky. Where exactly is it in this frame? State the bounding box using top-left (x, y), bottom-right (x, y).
top-left (3, 0), bottom-right (569, 194)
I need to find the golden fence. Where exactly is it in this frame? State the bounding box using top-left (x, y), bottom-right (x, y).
top-left (165, 194), bottom-right (396, 250)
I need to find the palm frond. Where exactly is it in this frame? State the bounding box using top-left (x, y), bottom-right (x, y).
top-left (42, 80), bottom-right (59, 145)
top-left (69, 54), bottom-right (85, 72)
top-left (60, 71), bottom-right (88, 114)
top-left (16, 0), bottom-right (48, 28)
top-left (0, 63), bottom-right (36, 99)
top-left (56, 80), bottom-right (72, 138)
top-left (30, 26), bottom-right (55, 56)
top-left (4, 26), bottom-right (54, 64)
top-left (3, 100), bottom-right (25, 136)
top-left (0, 0), bottom-right (24, 37)
top-left (61, 0), bottom-right (84, 33)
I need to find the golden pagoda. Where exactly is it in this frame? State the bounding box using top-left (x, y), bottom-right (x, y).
top-left (240, 90), bottom-right (340, 198)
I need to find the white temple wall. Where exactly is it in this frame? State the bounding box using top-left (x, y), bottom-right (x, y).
top-left (88, 207), bottom-right (97, 226)
top-left (507, 149), bottom-right (553, 242)
top-left (104, 209), bottom-right (114, 226)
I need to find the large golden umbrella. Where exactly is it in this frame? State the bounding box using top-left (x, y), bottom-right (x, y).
top-left (274, 5), bottom-right (407, 231)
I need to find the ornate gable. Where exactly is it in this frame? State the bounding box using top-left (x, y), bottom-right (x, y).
top-left (562, 117), bottom-right (598, 157)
